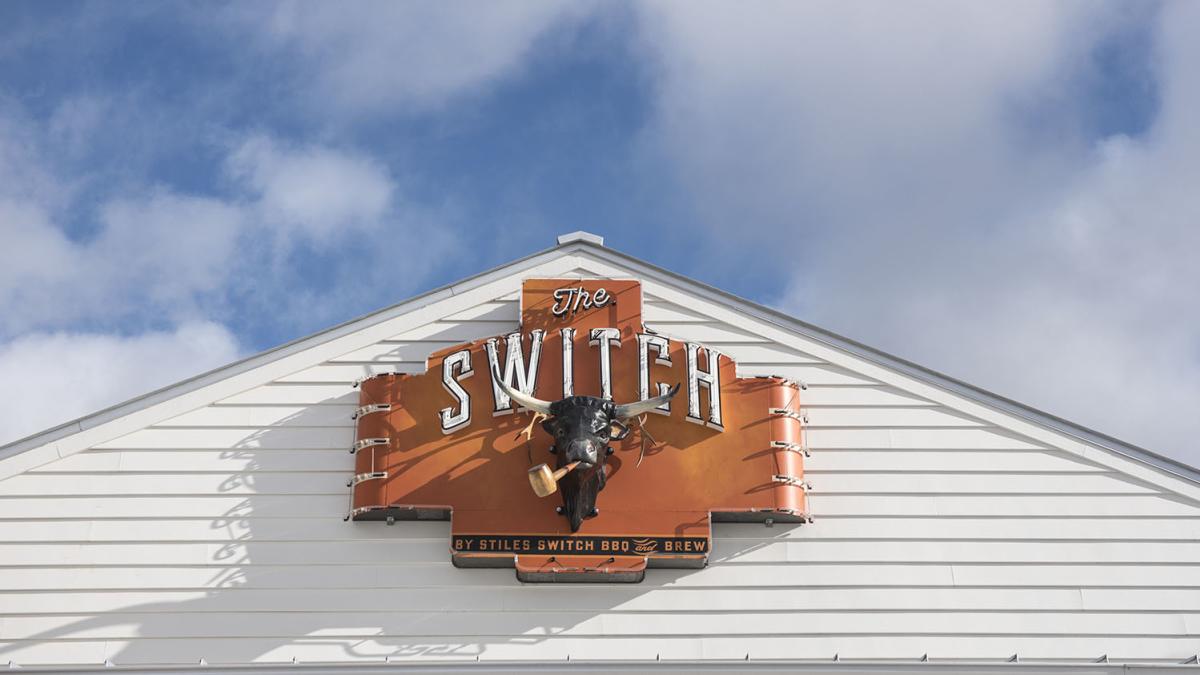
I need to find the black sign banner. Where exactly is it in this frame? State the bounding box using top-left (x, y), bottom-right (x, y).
top-left (452, 534), bottom-right (709, 557)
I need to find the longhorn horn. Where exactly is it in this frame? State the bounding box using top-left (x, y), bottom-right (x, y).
top-left (614, 383), bottom-right (681, 420)
top-left (496, 378), bottom-right (554, 416)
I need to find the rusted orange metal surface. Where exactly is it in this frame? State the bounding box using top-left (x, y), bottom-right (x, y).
top-left (352, 278), bottom-right (805, 582)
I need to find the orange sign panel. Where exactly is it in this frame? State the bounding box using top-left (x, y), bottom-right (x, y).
top-left (352, 279), bottom-right (806, 582)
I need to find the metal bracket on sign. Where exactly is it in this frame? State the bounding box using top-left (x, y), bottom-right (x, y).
top-left (348, 471), bottom-right (388, 487)
top-left (772, 474), bottom-right (810, 490)
top-left (771, 440), bottom-right (810, 457)
top-left (352, 403), bottom-right (392, 420)
top-left (769, 408), bottom-right (807, 423)
top-left (352, 437), bottom-right (389, 454)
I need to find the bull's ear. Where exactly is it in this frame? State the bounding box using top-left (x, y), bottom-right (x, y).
top-left (541, 418), bottom-right (557, 434)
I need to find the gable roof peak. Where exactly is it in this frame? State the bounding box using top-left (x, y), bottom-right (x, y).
top-left (556, 230), bottom-right (604, 246)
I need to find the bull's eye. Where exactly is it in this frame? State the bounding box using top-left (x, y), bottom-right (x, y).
top-left (591, 419), bottom-right (608, 434)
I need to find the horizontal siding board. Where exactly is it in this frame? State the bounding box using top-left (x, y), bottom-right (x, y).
top-left (804, 407), bottom-right (986, 428)
top-left (0, 495), bottom-right (348, 519)
top-left (715, 518), bottom-right (1200, 541)
top-left (216, 384), bottom-right (356, 406)
top-left (712, 540), bottom-right (1200, 564)
top-left (329, 340), bottom-right (463, 364)
top-left (643, 322), bottom-right (772, 344)
top-left (9, 563), bottom-right (1200, 592)
top-left (0, 587), bottom-right (1117, 615)
top-left (441, 301), bottom-right (519, 323)
top-left (389, 320), bottom-right (518, 342)
top-left (8, 587), bottom-right (1197, 614)
top-left (804, 450), bottom-right (1105, 473)
top-left (799, 386), bottom-right (937, 407)
top-left (641, 300), bottom-right (720, 323)
top-left (804, 473), bottom-right (1154, 494)
top-left (738, 364), bottom-right (879, 386)
top-left (35, 449), bottom-right (354, 473)
top-left (692, 342), bottom-right (821, 364)
top-left (806, 428), bottom-right (1049, 450)
top-left (0, 473), bottom-right (348, 496)
top-left (0, 518), bottom-right (433, 543)
top-left (1, 635), bottom-right (1197, 666)
top-left (809, 495), bottom-right (1200, 517)
top-left (275, 363), bottom-right (418, 383)
top-left (153, 405), bottom-right (357, 429)
top-left (1, 611), bottom-right (1194, 641)
top-left (94, 427), bottom-right (354, 450)
top-left (0, 541), bottom-right (448, 566)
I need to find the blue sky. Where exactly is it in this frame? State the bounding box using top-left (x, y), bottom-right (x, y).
top-left (1, 2), bottom-right (1198, 465)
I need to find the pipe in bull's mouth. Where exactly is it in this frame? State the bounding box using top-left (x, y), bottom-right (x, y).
top-left (527, 461), bottom-right (580, 497)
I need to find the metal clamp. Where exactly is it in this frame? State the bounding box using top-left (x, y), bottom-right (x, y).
top-left (772, 474), bottom-right (810, 489)
top-left (771, 440), bottom-right (810, 457)
top-left (352, 437), bottom-right (389, 454)
top-left (769, 408), bottom-right (807, 423)
top-left (348, 471), bottom-right (388, 487)
top-left (352, 372), bottom-right (399, 389)
top-left (345, 505), bottom-right (387, 521)
top-left (754, 375), bottom-right (802, 389)
top-left (351, 403), bottom-right (392, 420)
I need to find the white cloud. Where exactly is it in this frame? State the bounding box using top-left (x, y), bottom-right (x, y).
top-left (637, 2), bottom-right (1200, 462)
top-left (0, 104), bottom-right (428, 334)
top-left (224, 1), bottom-right (592, 113)
top-left (227, 135), bottom-right (393, 241)
top-left (0, 188), bottom-right (245, 334)
top-left (0, 322), bottom-right (241, 447)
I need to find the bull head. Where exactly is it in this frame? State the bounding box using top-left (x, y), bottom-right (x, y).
top-left (500, 380), bottom-right (680, 532)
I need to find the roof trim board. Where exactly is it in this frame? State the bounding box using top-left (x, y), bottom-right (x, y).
top-left (2, 235), bottom-right (1197, 497)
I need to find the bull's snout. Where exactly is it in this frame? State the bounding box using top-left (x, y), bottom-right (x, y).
top-left (565, 438), bottom-right (600, 467)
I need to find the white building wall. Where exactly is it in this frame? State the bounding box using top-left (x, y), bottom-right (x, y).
top-left (1, 252), bottom-right (1198, 666)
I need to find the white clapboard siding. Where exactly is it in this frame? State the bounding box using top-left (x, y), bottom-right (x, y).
top-left (94, 427), bottom-right (353, 450)
top-left (1, 252), bottom-right (1199, 667)
top-left (442, 301), bottom-right (519, 323)
top-left (0, 636), bottom-right (1199, 666)
top-left (150, 404), bottom-right (358, 428)
top-left (216, 384), bottom-right (357, 406)
top-left (803, 450), bottom-right (1109, 473)
top-left (8, 586), bottom-right (1200, 615)
top-left (328, 340), bottom-right (464, 364)
top-left (6, 561), bottom-right (1200, 592)
top-left (2, 611), bottom-right (1197, 641)
top-left (32, 448), bottom-right (353, 473)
